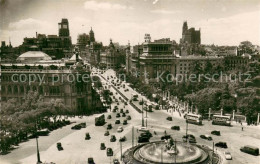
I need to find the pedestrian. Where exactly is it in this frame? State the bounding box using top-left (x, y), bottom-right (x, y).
top-left (242, 127), bottom-right (243, 131)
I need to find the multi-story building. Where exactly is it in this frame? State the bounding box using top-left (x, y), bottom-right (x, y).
top-left (174, 55), bottom-right (223, 75)
top-left (1, 55), bottom-right (103, 113)
top-left (19, 18), bottom-right (72, 59)
top-left (180, 21), bottom-right (201, 44)
top-left (100, 39), bottom-right (123, 69)
top-left (138, 34), bottom-right (176, 84)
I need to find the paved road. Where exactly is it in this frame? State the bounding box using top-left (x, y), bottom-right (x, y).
top-left (1, 69), bottom-right (259, 164)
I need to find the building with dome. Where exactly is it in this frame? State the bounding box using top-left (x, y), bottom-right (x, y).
top-left (100, 39), bottom-right (123, 69)
top-left (16, 50), bottom-right (52, 63)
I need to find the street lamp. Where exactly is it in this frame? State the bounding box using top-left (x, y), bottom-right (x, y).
top-left (35, 121), bottom-right (42, 164)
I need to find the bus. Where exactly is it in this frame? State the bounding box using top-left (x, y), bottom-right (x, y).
top-left (185, 113), bottom-right (203, 125)
top-left (240, 145), bottom-right (259, 156)
top-left (212, 115), bottom-right (231, 126)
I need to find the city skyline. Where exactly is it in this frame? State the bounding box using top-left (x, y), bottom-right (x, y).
top-left (0, 0), bottom-right (260, 47)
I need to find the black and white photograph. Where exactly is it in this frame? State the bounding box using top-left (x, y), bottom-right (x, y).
top-left (0, 0), bottom-right (260, 164)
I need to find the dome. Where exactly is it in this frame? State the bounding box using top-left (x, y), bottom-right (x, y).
top-left (17, 51), bottom-right (52, 63)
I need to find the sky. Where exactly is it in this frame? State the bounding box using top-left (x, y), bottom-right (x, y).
top-left (0, 0), bottom-right (260, 47)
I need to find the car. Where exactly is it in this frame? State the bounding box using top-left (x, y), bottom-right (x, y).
top-left (71, 124), bottom-right (81, 130)
top-left (85, 133), bottom-right (91, 140)
top-left (122, 113), bottom-right (126, 117)
top-left (107, 115), bottom-right (112, 119)
top-left (100, 143), bottom-right (106, 150)
top-left (215, 142), bottom-right (228, 148)
top-left (138, 131), bottom-right (153, 143)
top-left (211, 130), bottom-right (221, 136)
top-left (125, 109), bottom-right (129, 113)
top-left (123, 120), bottom-right (128, 125)
top-left (115, 99), bottom-right (118, 102)
top-left (79, 122), bottom-right (86, 128)
top-left (57, 142), bottom-right (63, 151)
top-left (126, 115), bottom-right (131, 120)
top-left (116, 113), bottom-right (121, 118)
top-left (182, 135), bottom-right (196, 143)
top-left (117, 102), bottom-right (120, 105)
top-left (119, 136), bottom-right (126, 142)
top-left (224, 151), bottom-right (232, 160)
top-left (166, 117), bottom-right (173, 121)
top-left (104, 131), bottom-right (110, 136)
top-left (113, 159), bottom-right (120, 164)
top-left (115, 119), bottom-right (120, 124)
top-left (205, 135), bottom-right (212, 141)
top-left (117, 126), bottom-right (123, 132)
top-left (88, 157), bottom-right (95, 164)
top-left (110, 135), bottom-right (116, 142)
top-left (161, 135), bottom-right (172, 140)
top-left (120, 109), bottom-right (124, 113)
top-left (107, 124), bottom-right (112, 130)
top-left (132, 97), bottom-right (138, 101)
top-left (171, 126), bottom-right (180, 131)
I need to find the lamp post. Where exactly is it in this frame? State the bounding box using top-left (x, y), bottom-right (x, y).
top-left (35, 121), bottom-right (41, 163)
top-left (142, 98), bottom-right (144, 127)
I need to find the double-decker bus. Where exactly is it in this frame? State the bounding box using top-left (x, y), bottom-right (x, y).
top-left (212, 115), bottom-right (231, 126)
top-left (185, 113), bottom-right (203, 125)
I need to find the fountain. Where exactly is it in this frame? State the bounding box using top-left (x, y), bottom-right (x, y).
top-left (132, 141), bottom-right (209, 164)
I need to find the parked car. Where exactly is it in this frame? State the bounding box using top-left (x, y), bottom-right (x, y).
top-left (107, 148), bottom-right (114, 157)
top-left (85, 133), bottom-right (91, 140)
top-left (211, 130), bottom-right (221, 136)
top-left (115, 119), bottom-right (120, 124)
top-left (88, 157), bottom-right (95, 164)
top-left (57, 142), bottom-right (63, 151)
top-left (224, 151), bottom-right (232, 160)
top-left (71, 124), bottom-right (81, 130)
top-left (166, 117), bottom-right (173, 121)
top-left (171, 126), bottom-right (180, 131)
top-left (126, 115), bottom-right (131, 120)
top-left (126, 109), bottom-right (129, 113)
top-left (107, 115), bottom-right (112, 119)
top-left (120, 109), bottom-right (124, 113)
top-left (117, 126), bottom-right (123, 132)
top-left (122, 113), bottom-right (126, 117)
top-left (107, 124), bottom-right (112, 130)
top-left (215, 142), bottom-right (228, 148)
top-left (119, 136), bottom-right (126, 142)
top-left (240, 145), bottom-right (259, 156)
top-left (104, 131), bottom-right (110, 136)
top-left (116, 113), bottom-right (121, 118)
top-left (100, 143), bottom-right (106, 150)
top-left (123, 120), bottom-right (128, 125)
top-left (110, 135), bottom-right (116, 142)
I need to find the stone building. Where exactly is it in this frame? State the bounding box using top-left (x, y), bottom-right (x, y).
top-left (1, 52), bottom-right (103, 113)
top-left (100, 39), bottom-right (122, 69)
top-left (180, 21), bottom-right (201, 44)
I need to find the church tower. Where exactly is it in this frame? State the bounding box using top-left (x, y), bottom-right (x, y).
top-left (89, 27), bottom-right (95, 42)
